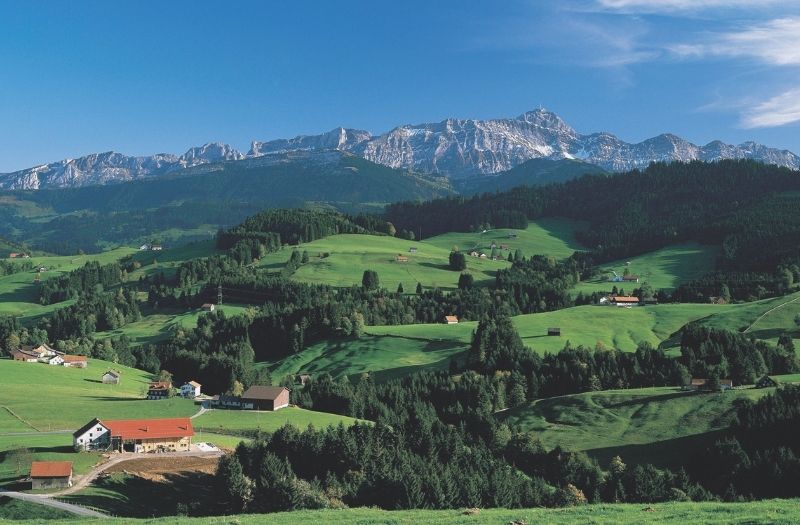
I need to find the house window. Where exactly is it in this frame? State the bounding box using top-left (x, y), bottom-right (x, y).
top-left (96, 427), bottom-right (102, 431)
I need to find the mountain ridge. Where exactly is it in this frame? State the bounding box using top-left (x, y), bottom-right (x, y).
top-left (2, 108), bottom-right (798, 189)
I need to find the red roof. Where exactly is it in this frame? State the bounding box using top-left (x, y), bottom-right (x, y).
top-left (613, 296), bottom-right (640, 303)
top-left (62, 355), bottom-right (87, 362)
top-left (103, 418), bottom-right (194, 440)
top-left (30, 461), bottom-right (73, 478)
top-left (444, 315), bottom-right (459, 322)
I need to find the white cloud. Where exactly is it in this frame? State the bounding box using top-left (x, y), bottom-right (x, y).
top-left (672, 17), bottom-right (800, 65)
top-left (597, 0), bottom-right (785, 13)
top-left (741, 88), bottom-right (800, 128)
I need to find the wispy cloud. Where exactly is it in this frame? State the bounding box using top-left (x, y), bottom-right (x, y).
top-left (741, 88), bottom-right (800, 128)
top-left (672, 17), bottom-right (800, 65)
top-left (596, 0), bottom-right (785, 13)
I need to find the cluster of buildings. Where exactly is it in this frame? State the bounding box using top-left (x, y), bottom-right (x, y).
top-left (8, 252), bottom-right (31, 259)
top-left (138, 243), bottom-right (163, 251)
top-left (9, 344), bottom-right (87, 368)
top-left (146, 380), bottom-right (203, 400)
top-left (209, 385), bottom-right (290, 411)
top-left (73, 417), bottom-right (194, 453)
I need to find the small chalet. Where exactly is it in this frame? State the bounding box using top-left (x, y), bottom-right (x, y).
top-left (241, 385), bottom-right (290, 411)
top-left (62, 355), bottom-right (88, 368)
top-left (209, 394), bottom-right (242, 409)
top-left (547, 327), bottom-right (561, 336)
top-left (409, 247), bottom-right (418, 253)
top-left (443, 315), bottom-right (459, 325)
top-left (73, 417), bottom-right (193, 453)
top-left (29, 461), bottom-right (73, 489)
top-left (622, 275), bottom-right (640, 283)
top-left (201, 303), bottom-right (215, 312)
top-left (611, 296), bottom-right (640, 307)
top-left (150, 244), bottom-right (163, 251)
top-left (296, 374), bottom-right (312, 386)
top-left (395, 254), bottom-right (409, 263)
top-left (181, 381), bottom-right (202, 398)
top-left (139, 244), bottom-right (150, 251)
top-left (755, 375), bottom-right (778, 389)
top-left (687, 378), bottom-right (734, 392)
top-left (147, 381), bottom-right (172, 400)
top-left (102, 370), bottom-right (121, 384)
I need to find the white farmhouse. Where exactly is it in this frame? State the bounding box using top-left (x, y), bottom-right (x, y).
top-left (73, 419), bottom-right (112, 451)
top-left (180, 381), bottom-right (202, 398)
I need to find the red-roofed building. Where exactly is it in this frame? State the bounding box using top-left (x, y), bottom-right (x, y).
top-left (62, 355), bottom-right (88, 368)
top-left (611, 296), bottom-right (640, 306)
top-left (73, 417), bottom-right (194, 453)
top-left (443, 315), bottom-right (459, 324)
top-left (30, 461), bottom-right (73, 489)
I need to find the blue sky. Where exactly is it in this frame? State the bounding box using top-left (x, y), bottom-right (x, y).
top-left (1, 0), bottom-right (799, 171)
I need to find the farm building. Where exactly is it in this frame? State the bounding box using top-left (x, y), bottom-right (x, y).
top-left (102, 370), bottom-right (121, 384)
top-left (29, 461), bottom-right (73, 489)
top-left (687, 378), bottom-right (734, 392)
top-left (62, 355), bottom-right (88, 368)
top-left (147, 381), bottom-right (172, 399)
top-left (201, 303), bottom-right (216, 312)
top-left (9, 252), bottom-right (30, 258)
top-left (395, 254), bottom-right (409, 263)
top-left (44, 354), bottom-right (64, 366)
top-left (547, 327), bottom-right (561, 336)
top-left (73, 417), bottom-right (194, 453)
top-left (181, 381), bottom-right (202, 398)
top-left (622, 275), bottom-right (640, 283)
top-left (409, 247), bottom-right (418, 253)
top-left (208, 394), bottom-right (242, 409)
top-left (241, 385), bottom-right (290, 411)
top-left (443, 315), bottom-right (459, 325)
top-left (150, 244), bottom-right (163, 251)
top-left (611, 296), bottom-right (640, 307)
top-left (10, 348), bottom-right (40, 362)
top-left (755, 375), bottom-right (778, 389)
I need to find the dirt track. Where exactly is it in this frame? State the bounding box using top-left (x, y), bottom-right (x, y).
top-left (103, 455), bottom-right (220, 475)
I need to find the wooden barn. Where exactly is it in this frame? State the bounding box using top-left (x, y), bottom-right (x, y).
top-left (30, 461), bottom-right (73, 489)
top-left (241, 385), bottom-right (290, 411)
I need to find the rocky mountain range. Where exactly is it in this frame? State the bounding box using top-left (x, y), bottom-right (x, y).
top-left (2, 109), bottom-right (798, 189)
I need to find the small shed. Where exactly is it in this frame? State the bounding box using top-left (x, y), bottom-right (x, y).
top-left (102, 370), bottom-right (121, 384)
top-left (444, 315), bottom-right (459, 325)
top-left (547, 327), bottom-right (561, 336)
top-left (30, 461), bottom-right (73, 489)
top-left (755, 375), bottom-right (778, 389)
top-left (395, 254), bottom-right (409, 263)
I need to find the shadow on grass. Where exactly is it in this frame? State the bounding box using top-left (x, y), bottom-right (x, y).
top-left (585, 429), bottom-right (728, 469)
top-left (62, 471), bottom-right (221, 518)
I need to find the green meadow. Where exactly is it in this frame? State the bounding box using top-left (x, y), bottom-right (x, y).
top-left (424, 217), bottom-right (588, 259)
top-left (94, 304), bottom-right (250, 346)
top-left (574, 242), bottom-right (719, 295)
top-left (0, 359), bottom-right (196, 433)
top-left (6, 500), bottom-right (800, 524)
top-left (256, 233), bottom-right (507, 290)
top-left (0, 433), bottom-right (102, 486)
top-left (268, 333), bottom-right (469, 383)
top-left (0, 247), bottom-right (136, 321)
top-left (192, 407), bottom-right (364, 435)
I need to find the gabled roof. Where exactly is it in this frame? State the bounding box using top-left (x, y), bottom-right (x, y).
top-left (186, 381), bottom-right (201, 388)
top-left (30, 461), bottom-right (73, 478)
top-left (103, 370), bottom-right (120, 377)
top-left (73, 418), bottom-right (106, 438)
top-left (103, 418), bottom-right (194, 439)
top-left (62, 355), bottom-right (87, 363)
top-left (148, 381), bottom-right (171, 390)
top-left (242, 385), bottom-right (289, 401)
top-left (612, 296), bottom-right (640, 303)
top-left (444, 315), bottom-right (459, 322)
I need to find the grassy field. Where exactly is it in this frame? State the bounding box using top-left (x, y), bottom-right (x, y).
top-left (574, 242), bottom-right (719, 295)
top-left (0, 496), bottom-right (74, 520)
top-left (4, 500), bottom-right (799, 524)
top-left (502, 383), bottom-right (785, 467)
top-left (256, 233), bottom-right (507, 291)
top-left (94, 304), bottom-right (250, 346)
top-left (695, 292), bottom-right (800, 347)
top-left (0, 247), bottom-right (137, 322)
top-left (193, 407), bottom-right (364, 435)
top-left (0, 433), bottom-right (102, 487)
top-left (0, 359), bottom-right (196, 432)
top-left (424, 217), bottom-right (587, 259)
top-left (268, 334), bottom-right (469, 383)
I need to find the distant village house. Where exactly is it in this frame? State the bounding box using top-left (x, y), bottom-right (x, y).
top-left (147, 381), bottom-right (172, 400)
top-left (395, 254), bottom-right (409, 263)
top-left (755, 375), bottom-right (777, 389)
top-left (181, 381), bottom-right (202, 398)
top-left (687, 378), bottom-right (734, 392)
top-left (201, 303), bottom-right (215, 312)
top-left (444, 315), bottom-right (459, 325)
top-left (241, 385), bottom-right (290, 411)
top-left (102, 370), bottom-right (121, 384)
